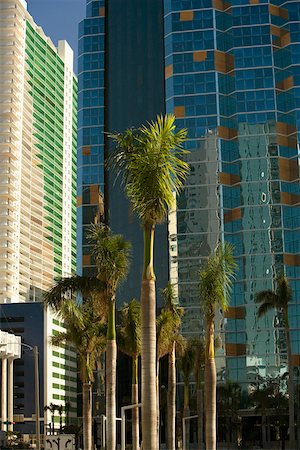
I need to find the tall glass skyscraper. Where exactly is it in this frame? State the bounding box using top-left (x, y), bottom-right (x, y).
top-left (78, 0), bottom-right (300, 392)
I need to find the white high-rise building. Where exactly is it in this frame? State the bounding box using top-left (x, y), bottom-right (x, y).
top-left (0, 0), bottom-right (78, 437)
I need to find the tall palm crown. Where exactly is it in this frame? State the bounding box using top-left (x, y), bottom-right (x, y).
top-left (88, 224), bottom-right (131, 293)
top-left (109, 114), bottom-right (189, 227)
top-left (118, 299), bottom-right (141, 359)
top-left (44, 275), bottom-right (105, 310)
top-left (255, 272), bottom-right (291, 319)
top-left (157, 284), bottom-right (184, 360)
top-left (178, 338), bottom-right (196, 386)
top-left (50, 299), bottom-right (106, 384)
top-left (199, 242), bottom-right (237, 325)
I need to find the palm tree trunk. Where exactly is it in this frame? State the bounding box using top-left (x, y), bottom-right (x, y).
top-left (197, 387), bottom-right (204, 450)
top-left (106, 298), bottom-right (117, 450)
top-left (183, 381), bottom-right (190, 450)
top-left (141, 224), bottom-right (157, 450)
top-left (132, 356), bottom-right (139, 450)
top-left (262, 412), bottom-right (267, 448)
top-left (82, 382), bottom-right (93, 450)
top-left (156, 361), bottom-right (160, 450)
top-left (285, 313), bottom-right (295, 449)
top-left (205, 320), bottom-right (216, 450)
top-left (167, 344), bottom-right (176, 450)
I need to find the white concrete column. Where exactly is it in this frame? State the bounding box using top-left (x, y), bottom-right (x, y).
top-left (1, 358), bottom-right (7, 431)
top-left (7, 358), bottom-right (14, 431)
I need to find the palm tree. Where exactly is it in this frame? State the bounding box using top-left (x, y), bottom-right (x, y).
top-left (199, 242), bottom-right (236, 450)
top-left (118, 299), bottom-right (141, 450)
top-left (217, 380), bottom-right (241, 448)
top-left (65, 401), bottom-right (70, 426)
top-left (56, 404), bottom-right (64, 433)
top-left (44, 403), bottom-right (56, 435)
top-left (255, 273), bottom-right (295, 448)
top-left (45, 297), bottom-right (106, 450)
top-left (156, 307), bottom-right (181, 448)
top-left (88, 224), bottom-right (131, 450)
top-left (191, 336), bottom-right (205, 450)
top-left (45, 225), bottom-right (130, 450)
top-left (109, 114), bottom-right (189, 449)
top-left (178, 338), bottom-right (196, 450)
top-left (159, 283), bottom-right (184, 450)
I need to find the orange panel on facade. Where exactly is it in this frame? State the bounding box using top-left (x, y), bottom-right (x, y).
top-left (219, 172), bottom-right (241, 185)
top-left (165, 64), bottom-right (173, 79)
top-left (283, 254), bottom-right (300, 266)
top-left (99, 7), bottom-right (105, 16)
top-left (224, 207), bottom-right (242, 223)
top-left (212, 0), bottom-right (231, 11)
top-left (269, 4), bottom-right (288, 19)
top-left (180, 10), bottom-right (194, 21)
top-left (90, 185), bottom-right (99, 204)
top-left (225, 306), bottom-right (246, 319)
top-left (276, 121), bottom-right (297, 136)
top-left (77, 196), bottom-right (82, 207)
top-left (279, 158), bottom-right (299, 181)
top-left (218, 125), bottom-right (238, 139)
top-left (193, 51), bottom-right (207, 62)
top-left (270, 25), bottom-right (281, 36)
top-left (280, 192), bottom-right (300, 205)
top-left (291, 355), bottom-right (300, 366)
top-left (215, 51), bottom-right (234, 74)
top-left (226, 343), bottom-right (246, 356)
top-left (281, 32), bottom-right (291, 47)
top-left (174, 106), bottom-right (185, 117)
top-left (277, 134), bottom-right (297, 149)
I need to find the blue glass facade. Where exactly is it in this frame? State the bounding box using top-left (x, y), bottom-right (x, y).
top-left (77, 0), bottom-right (106, 277)
top-left (165, 0), bottom-right (300, 389)
top-left (77, 0), bottom-right (169, 304)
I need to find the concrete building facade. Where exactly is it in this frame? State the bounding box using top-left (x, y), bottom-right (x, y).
top-left (0, 0), bottom-right (78, 436)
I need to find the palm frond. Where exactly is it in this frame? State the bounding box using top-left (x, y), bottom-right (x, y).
top-left (87, 224), bottom-right (131, 290)
top-left (44, 275), bottom-right (105, 309)
top-left (175, 334), bottom-right (187, 355)
top-left (257, 301), bottom-right (277, 318)
top-left (276, 273), bottom-right (292, 309)
top-left (157, 308), bottom-right (182, 359)
top-left (199, 242), bottom-right (237, 320)
top-left (118, 299), bottom-right (141, 358)
top-left (108, 114), bottom-right (189, 225)
top-left (255, 273), bottom-right (292, 319)
top-left (190, 336), bottom-right (205, 382)
top-left (50, 332), bottom-right (69, 347)
top-left (48, 297), bottom-right (107, 384)
top-left (177, 338), bottom-right (196, 383)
